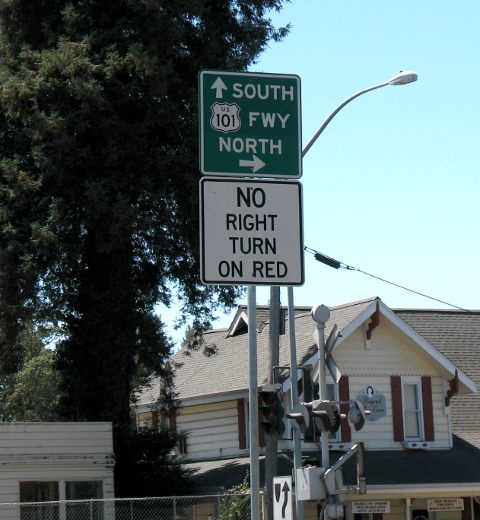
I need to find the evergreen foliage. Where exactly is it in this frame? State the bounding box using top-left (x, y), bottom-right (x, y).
top-left (0, 0), bottom-right (288, 494)
top-left (114, 426), bottom-right (193, 498)
top-left (0, 324), bottom-right (61, 421)
top-left (219, 473), bottom-right (250, 520)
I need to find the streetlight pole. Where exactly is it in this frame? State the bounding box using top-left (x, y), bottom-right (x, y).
top-left (284, 69), bottom-right (417, 520)
top-left (302, 70), bottom-right (417, 157)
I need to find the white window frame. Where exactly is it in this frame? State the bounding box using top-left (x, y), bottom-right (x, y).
top-left (20, 479), bottom-right (105, 520)
top-left (402, 376), bottom-right (424, 441)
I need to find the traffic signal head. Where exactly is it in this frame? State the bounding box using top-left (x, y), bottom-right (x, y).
top-left (258, 384), bottom-right (285, 435)
top-left (286, 404), bottom-right (310, 434)
top-left (347, 400), bottom-right (367, 431)
top-left (308, 400), bottom-right (341, 435)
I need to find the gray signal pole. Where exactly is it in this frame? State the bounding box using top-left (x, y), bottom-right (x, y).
top-left (258, 71), bottom-right (417, 520)
top-left (265, 286), bottom-right (281, 520)
top-left (268, 69), bottom-right (418, 520)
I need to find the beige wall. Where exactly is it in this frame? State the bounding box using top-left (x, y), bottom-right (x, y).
top-left (333, 322), bottom-right (451, 449)
top-left (178, 400), bottom-right (246, 460)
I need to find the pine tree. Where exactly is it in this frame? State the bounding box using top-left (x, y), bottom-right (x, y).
top-left (0, 0), bottom-right (288, 463)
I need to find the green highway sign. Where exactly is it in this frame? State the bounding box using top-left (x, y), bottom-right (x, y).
top-left (199, 70), bottom-right (302, 178)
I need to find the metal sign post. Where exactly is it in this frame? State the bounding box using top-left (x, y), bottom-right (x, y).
top-left (248, 286), bottom-right (260, 520)
top-left (199, 70), bottom-right (302, 178)
top-left (312, 304), bottom-right (331, 469)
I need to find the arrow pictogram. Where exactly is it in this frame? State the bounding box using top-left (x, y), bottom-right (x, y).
top-left (211, 77), bottom-right (228, 98)
top-left (281, 481), bottom-right (290, 518)
top-left (239, 155), bottom-right (265, 172)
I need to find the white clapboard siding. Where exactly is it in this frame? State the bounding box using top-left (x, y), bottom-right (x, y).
top-left (177, 400), bottom-right (241, 460)
top-left (0, 423), bottom-right (113, 456)
top-left (0, 423), bottom-right (114, 505)
top-left (347, 376), bottom-right (450, 449)
top-left (336, 323), bottom-right (440, 376)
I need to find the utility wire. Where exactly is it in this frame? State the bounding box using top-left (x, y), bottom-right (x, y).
top-left (304, 246), bottom-right (472, 313)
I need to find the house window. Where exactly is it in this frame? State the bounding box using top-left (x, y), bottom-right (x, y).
top-left (66, 480), bottom-right (103, 500)
top-left (65, 481), bottom-right (104, 520)
top-left (403, 379), bottom-right (423, 439)
top-left (354, 515), bottom-right (383, 520)
top-left (20, 481), bottom-right (59, 520)
top-left (20, 480), bottom-right (105, 520)
top-left (354, 515), bottom-right (374, 520)
top-left (136, 411), bottom-right (155, 429)
top-left (177, 433), bottom-right (188, 454)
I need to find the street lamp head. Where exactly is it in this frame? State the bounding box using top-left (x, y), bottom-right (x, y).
top-left (387, 70), bottom-right (418, 85)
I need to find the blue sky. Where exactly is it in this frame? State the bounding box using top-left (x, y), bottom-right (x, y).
top-left (165, 0), bottom-right (480, 345)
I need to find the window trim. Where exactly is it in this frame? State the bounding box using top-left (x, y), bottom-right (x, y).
top-left (402, 376), bottom-right (424, 441)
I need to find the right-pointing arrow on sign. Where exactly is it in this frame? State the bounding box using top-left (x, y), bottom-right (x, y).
top-left (239, 155), bottom-right (265, 172)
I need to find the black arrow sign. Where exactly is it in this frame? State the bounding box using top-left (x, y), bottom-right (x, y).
top-left (281, 481), bottom-right (290, 518)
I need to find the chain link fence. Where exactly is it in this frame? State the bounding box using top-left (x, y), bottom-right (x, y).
top-left (0, 493), bottom-right (263, 520)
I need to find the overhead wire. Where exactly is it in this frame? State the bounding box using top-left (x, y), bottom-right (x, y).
top-left (304, 246), bottom-right (472, 313)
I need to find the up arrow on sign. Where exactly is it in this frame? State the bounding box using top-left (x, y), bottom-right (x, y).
top-left (199, 70), bottom-right (302, 178)
top-left (273, 476), bottom-right (293, 520)
top-left (211, 77), bottom-right (228, 98)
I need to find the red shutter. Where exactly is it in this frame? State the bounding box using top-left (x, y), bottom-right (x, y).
top-left (168, 411), bottom-right (177, 433)
top-left (258, 412), bottom-right (265, 448)
top-left (237, 399), bottom-right (247, 450)
top-left (151, 411), bottom-right (159, 432)
top-left (391, 376), bottom-right (404, 442)
top-left (461, 498), bottom-right (470, 520)
top-left (421, 376), bottom-right (435, 441)
top-left (338, 376), bottom-right (351, 443)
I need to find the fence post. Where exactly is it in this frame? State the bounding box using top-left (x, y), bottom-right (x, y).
top-left (217, 495), bottom-right (221, 519)
top-left (173, 496), bottom-right (177, 520)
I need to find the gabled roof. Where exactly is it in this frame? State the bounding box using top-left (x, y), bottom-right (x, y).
top-left (136, 298), bottom-right (376, 406)
top-left (308, 298), bottom-right (476, 393)
top-left (395, 308), bottom-right (480, 446)
top-left (136, 297), bottom-right (479, 408)
top-left (171, 299), bottom-right (379, 403)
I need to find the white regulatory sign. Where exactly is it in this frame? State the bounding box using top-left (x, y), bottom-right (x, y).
top-left (273, 476), bottom-right (293, 520)
top-left (200, 177), bottom-right (304, 286)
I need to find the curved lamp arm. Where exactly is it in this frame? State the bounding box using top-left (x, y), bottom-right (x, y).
top-left (302, 70), bottom-right (417, 158)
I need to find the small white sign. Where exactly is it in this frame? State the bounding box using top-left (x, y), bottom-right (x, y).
top-left (428, 499), bottom-right (464, 511)
top-left (352, 501), bottom-right (391, 514)
top-left (273, 476), bottom-right (293, 520)
top-left (200, 178), bottom-right (304, 286)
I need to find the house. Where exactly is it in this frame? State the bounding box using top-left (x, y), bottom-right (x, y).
top-left (0, 422), bottom-right (114, 519)
top-left (136, 297), bottom-right (480, 520)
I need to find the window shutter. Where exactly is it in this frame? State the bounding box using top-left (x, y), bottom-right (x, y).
top-left (258, 413), bottom-right (265, 448)
top-left (237, 399), bottom-right (247, 450)
top-left (168, 411), bottom-right (177, 433)
top-left (391, 375), bottom-right (404, 442)
top-left (461, 498), bottom-right (470, 520)
top-left (421, 376), bottom-right (435, 441)
top-left (338, 376), bottom-right (351, 443)
top-left (151, 411), bottom-right (159, 432)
